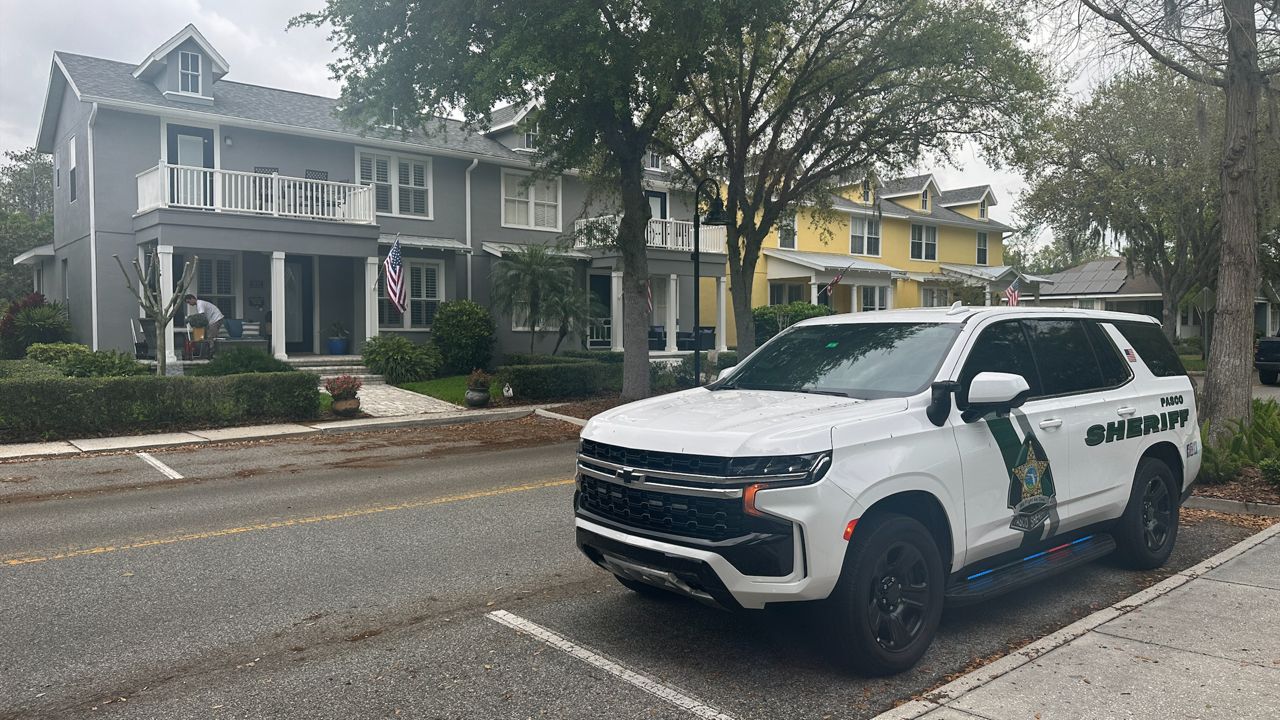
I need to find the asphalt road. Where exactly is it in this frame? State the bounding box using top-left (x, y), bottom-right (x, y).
top-left (0, 425), bottom-right (1260, 720)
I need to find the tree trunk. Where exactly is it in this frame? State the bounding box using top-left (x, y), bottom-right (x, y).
top-left (155, 314), bottom-right (167, 376)
top-left (1202, 0), bottom-right (1261, 440)
top-left (617, 162), bottom-right (652, 400)
top-left (1161, 290), bottom-right (1180, 345)
top-left (727, 226), bottom-right (764, 355)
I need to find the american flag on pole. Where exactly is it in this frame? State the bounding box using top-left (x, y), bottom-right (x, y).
top-left (645, 279), bottom-right (653, 315)
top-left (822, 260), bottom-right (857, 297)
top-left (1005, 277), bottom-right (1021, 306)
top-left (384, 235), bottom-right (407, 314)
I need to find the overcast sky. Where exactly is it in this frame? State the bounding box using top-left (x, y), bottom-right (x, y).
top-left (0, 0), bottom-right (1039, 221)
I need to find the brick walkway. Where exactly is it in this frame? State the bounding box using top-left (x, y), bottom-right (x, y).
top-left (352, 384), bottom-right (460, 417)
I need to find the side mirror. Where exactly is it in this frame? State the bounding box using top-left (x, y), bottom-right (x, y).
top-left (716, 365), bottom-right (736, 382)
top-left (962, 372), bottom-right (1031, 422)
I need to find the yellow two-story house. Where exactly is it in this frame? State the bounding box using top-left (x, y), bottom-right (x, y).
top-left (714, 174), bottom-right (1034, 346)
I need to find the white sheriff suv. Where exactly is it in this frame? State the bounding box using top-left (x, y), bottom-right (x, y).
top-left (574, 305), bottom-right (1200, 675)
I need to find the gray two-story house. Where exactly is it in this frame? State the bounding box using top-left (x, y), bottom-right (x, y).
top-left (18, 24), bottom-right (729, 363)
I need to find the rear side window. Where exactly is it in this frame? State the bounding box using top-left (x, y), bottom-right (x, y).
top-left (1025, 319), bottom-right (1106, 396)
top-left (1113, 321), bottom-right (1187, 377)
top-left (1085, 321), bottom-right (1132, 387)
top-left (959, 320), bottom-right (1042, 404)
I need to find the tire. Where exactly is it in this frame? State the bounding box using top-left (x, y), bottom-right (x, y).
top-left (1113, 457), bottom-right (1179, 570)
top-left (825, 512), bottom-right (944, 676)
top-left (614, 574), bottom-right (676, 599)
top-left (1260, 370), bottom-right (1278, 386)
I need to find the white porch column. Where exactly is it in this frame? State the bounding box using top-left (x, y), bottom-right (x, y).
top-left (610, 270), bottom-right (624, 352)
top-left (715, 276), bottom-right (728, 352)
top-left (886, 282), bottom-right (895, 310)
top-left (985, 283), bottom-right (993, 306)
top-left (851, 284), bottom-right (860, 312)
top-left (364, 256), bottom-right (380, 342)
top-left (665, 273), bottom-right (678, 352)
top-left (271, 251), bottom-right (287, 360)
top-left (157, 244), bottom-right (177, 364)
top-left (810, 282), bottom-right (820, 305)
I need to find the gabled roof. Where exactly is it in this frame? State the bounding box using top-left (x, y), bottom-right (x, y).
top-left (1038, 257), bottom-right (1160, 296)
top-left (938, 263), bottom-right (1054, 285)
top-left (487, 101), bottom-right (537, 133)
top-left (877, 173), bottom-right (938, 199)
top-left (827, 194), bottom-right (1015, 233)
top-left (938, 185), bottom-right (996, 208)
top-left (132, 24), bottom-right (230, 82)
top-left (39, 52), bottom-right (529, 163)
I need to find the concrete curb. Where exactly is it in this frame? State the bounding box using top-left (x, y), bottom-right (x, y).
top-left (0, 408), bottom-right (535, 461)
top-left (1184, 495), bottom-right (1280, 518)
top-left (870, 520), bottom-right (1280, 720)
top-left (534, 408), bottom-right (588, 427)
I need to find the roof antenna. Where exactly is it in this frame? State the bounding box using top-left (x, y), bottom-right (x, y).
top-left (946, 300), bottom-right (967, 316)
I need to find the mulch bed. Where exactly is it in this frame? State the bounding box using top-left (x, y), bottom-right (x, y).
top-left (551, 395), bottom-right (631, 420)
top-left (1182, 507), bottom-right (1278, 532)
top-left (1194, 468), bottom-right (1280, 507)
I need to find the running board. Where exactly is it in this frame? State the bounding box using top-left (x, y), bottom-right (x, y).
top-left (945, 534), bottom-right (1117, 607)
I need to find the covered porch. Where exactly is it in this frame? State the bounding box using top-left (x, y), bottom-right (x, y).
top-left (586, 251), bottom-right (730, 353)
top-left (927, 263), bottom-right (1055, 305)
top-left (762, 248), bottom-right (903, 312)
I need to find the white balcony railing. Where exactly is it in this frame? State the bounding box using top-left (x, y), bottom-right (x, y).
top-left (574, 215), bottom-right (727, 254)
top-left (136, 163), bottom-right (376, 224)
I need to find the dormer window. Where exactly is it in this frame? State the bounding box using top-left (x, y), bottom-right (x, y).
top-left (524, 127), bottom-right (538, 150)
top-left (179, 51), bottom-right (201, 94)
top-left (979, 197), bottom-right (988, 219)
top-left (647, 151), bottom-right (662, 170)
top-left (920, 187), bottom-right (930, 211)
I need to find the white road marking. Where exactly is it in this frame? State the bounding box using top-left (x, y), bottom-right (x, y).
top-left (135, 452), bottom-right (183, 480)
top-left (487, 609), bottom-right (736, 720)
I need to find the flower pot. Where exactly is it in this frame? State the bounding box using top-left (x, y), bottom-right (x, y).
top-left (464, 388), bottom-right (491, 408)
top-left (332, 397), bottom-right (361, 417)
top-left (327, 337), bottom-right (350, 355)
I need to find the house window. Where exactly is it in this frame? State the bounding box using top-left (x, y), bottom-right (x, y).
top-left (921, 287), bottom-right (950, 307)
top-left (359, 150), bottom-right (432, 217)
top-left (977, 232), bottom-right (989, 265)
top-left (979, 198), bottom-right (988, 219)
top-left (647, 151), bottom-right (662, 170)
top-left (920, 187), bottom-right (930, 211)
top-left (778, 214), bottom-right (797, 249)
top-left (1077, 299), bottom-right (1096, 310)
top-left (379, 259), bottom-right (442, 329)
top-left (67, 137), bottom-right (77, 203)
top-left (502, 169), bottom-right (560, 231)
top-left (179, 51), bottom-right (201, 94)
top-left (769, 282), bottom-right (805, 305)
top-left (524, 128), bottom-right (538, 150)
top-left (195, 255), bottom-right (236, 318)
top-left (861, 286), bottom-right (889, 311)
top-left (910, 224), bottom-right (937, 260)
top-left (850, 216), bottom-right (880, 256)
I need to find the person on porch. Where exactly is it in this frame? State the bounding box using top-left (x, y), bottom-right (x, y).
top-left (184, 294), bottom-right (225, 339)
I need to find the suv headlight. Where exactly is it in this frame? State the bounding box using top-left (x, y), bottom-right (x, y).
top-left (735, 452), bottom-right (832, 518)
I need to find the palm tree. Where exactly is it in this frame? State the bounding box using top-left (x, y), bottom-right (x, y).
top-left (543, 284), bottom-right (604, 355)
top-left (490, 243), bottom-right (574, 353)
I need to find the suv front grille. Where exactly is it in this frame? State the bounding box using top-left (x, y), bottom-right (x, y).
top-left (576, 475), bottom-right (746, 541)
top-left (579, 439), bottom-right (730, 477)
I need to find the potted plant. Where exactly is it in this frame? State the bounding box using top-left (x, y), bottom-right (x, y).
top-left (326, 322), bottom-right (350, 355)
top-left (465, 369), bottom-right (492, 408)
top-left (325, 374), bottom-right (363, 416)
top-left (185, 311), bottom-right (209, 342)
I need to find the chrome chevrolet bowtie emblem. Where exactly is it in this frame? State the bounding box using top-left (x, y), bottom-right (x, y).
top-left (616, 467), bottom-right (645, 484)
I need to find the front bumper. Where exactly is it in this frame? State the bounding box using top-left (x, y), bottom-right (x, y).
top-left (1255, 360), bottom-right (1280, 372)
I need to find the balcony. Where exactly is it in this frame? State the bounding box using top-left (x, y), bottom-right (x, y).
top-left (574, 215), bottom-right (727, 254)
top-left (136, 163), bottom-right (376, 224)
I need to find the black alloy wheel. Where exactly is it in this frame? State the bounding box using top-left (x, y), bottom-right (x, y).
top-left (867, 541), bottom-right (931, 651)
top-left (1141, 473), bottom-right (1173, 552)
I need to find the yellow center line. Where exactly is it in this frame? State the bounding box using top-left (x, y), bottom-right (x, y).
top-left (3, 478), bottom-right (575, 567)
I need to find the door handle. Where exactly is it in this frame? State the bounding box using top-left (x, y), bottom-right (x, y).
top-left (1038, 418), bottom-right (1063, 429)
top-left (1117, 406), bottom-right (1138, 417)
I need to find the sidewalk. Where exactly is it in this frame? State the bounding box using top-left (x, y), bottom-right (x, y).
top-left (0, 406), bottom-right (542, 460)
top-left (877, 520), bottom-right (1280, 720)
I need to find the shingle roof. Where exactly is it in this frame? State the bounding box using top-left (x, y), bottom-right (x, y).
top-left (1038, 257), bottom-right (1161, 296)
top-left (938, 185), bottom-right (994, 207)
top-left (877, 173), bottom-right (934, 197)
top-left (54, 52), bottom-right (527, 163)
top-left (762, 248), bottom-right (903, 276)
top-left (488, 103), bottom-right (521, 128)
top-left (828, 194), bottom-right (1014, 233)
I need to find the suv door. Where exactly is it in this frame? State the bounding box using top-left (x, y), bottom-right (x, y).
top-left (953, 319), bottom-right (1074, 563)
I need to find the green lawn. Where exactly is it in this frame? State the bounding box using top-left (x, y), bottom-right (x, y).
top-left (400, 374), bottom-right (495, 406)
top-left (1180, 354), bottom-right (1206, 372)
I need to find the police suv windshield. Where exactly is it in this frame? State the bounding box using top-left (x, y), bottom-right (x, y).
top-left (717, 322), bottom-right (961, 400)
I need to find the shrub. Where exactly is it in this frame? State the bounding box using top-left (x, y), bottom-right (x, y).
top-left (0, 359), bottom-right (62, 380)
top-left (752, 302), bottom-right (834, 345)
top-left (26, 342), bottom-right (147, 377)
top-left (0, 294), bottom-right (72, 358)
top-left (468, 369), bottom-right (492, 391)
top-left (362, 335), bottom-right (442, 384)
top-left (1260, 458), bottom-right (1280, 488)
top-left (432, 300), bottom-right (495, 374)
top-left (501, 352), bottom-right (586, 366)
top-left (1199, 399), bottom-right (1280, 483)
top-left (496, 360), bottom-right (621, 401)
top-left (324, 374), bottom-right (363, 400)
top-left (1176, 336), bottom-right (1203, 355)
top-left (188, 347), bottom-right (294, 376)
top-left (561, 350), bottom-right (625, 364)
top-left (0, 372), bottom-right (320, 442)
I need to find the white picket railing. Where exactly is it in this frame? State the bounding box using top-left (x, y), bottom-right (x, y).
top-left (135, 163), bottom-right (375, 224)
top-left (574, 215), bottom-right (727, 254)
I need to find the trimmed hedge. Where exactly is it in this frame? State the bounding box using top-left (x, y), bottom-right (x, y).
top-left (501, 352), bottom-right (589, 366)
top-left (0, 359), bottom-right (62, 380)
top-left (495, 360), bottom-right (621, 401)
top-left (0, 372), bottom-right (321, 442)
top-left (560, 350), bottom-right (626, 364)
top-left (188, 347), bottom-right (293, 376)
top-left (26, 342), bottom-right (148, 377)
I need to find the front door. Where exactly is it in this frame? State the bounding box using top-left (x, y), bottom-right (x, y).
top-left (284, 258), bottom-right (314, 354)
top-left (166, 124), bottom-right (214, 207)
top-left (646, 191), bottom-right (668, 219)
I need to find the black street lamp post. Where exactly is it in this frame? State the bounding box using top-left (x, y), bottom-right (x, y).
top-left (692, 177), bottom-right (730, 385)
